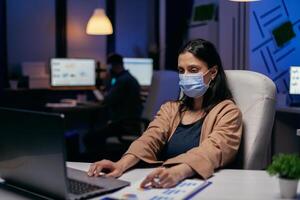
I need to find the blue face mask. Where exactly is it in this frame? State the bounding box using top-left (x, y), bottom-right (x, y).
top-left (179, 72), bottom-right (210, 98)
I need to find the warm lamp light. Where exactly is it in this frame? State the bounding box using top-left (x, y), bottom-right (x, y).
top-left (86, 8), bottom-right (113, 35)
top-left (229, 0), bottom-right (260, 2)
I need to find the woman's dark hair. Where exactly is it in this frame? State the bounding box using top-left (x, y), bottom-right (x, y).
top-left (179, 38), bottom-right (233, 114)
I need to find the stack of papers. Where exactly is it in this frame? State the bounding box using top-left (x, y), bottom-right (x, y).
top-left (104, 179), bottom-right (211, 200)
top-left (45, 103), bottom-right (76, 108)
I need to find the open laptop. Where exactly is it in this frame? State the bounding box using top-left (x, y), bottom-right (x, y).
top-left (0, 107), bottom-right (129, 199)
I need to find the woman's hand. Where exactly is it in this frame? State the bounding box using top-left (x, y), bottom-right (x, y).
top-left (87, 159), bottom-right (124, 178)
top-left (87, 154), bottom-right (140, 178)
top-left (140, 164), bottom-right (195, 188)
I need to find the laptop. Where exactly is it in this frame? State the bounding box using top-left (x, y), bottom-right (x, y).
top-left (0, 107), bottom-right (129, 199)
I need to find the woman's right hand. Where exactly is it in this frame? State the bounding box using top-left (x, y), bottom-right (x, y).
top-left (87, 159), bottom-right (124, 178)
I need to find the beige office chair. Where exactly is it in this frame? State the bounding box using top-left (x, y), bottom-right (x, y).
top-left (225, 70), bottom-right (276, 169)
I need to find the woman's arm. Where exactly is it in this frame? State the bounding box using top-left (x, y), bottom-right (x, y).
top-left (88, 154), bottom-right (140, 177)
top-left (117, 154), bottom-right (140, 172)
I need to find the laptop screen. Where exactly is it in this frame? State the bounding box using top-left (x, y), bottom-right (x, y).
top-left (0, 108), bottom-right (130, 199)
top-left (0, 107), bottom-right (68, 199)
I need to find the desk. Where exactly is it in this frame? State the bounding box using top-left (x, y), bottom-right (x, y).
top-left (2, 162), bottom-right (298, 199)
top-left (67, 162), bottom-right (300, 200)
top-left (276, 105), bottom-right (300, 114)
top-left (46, 101), bottom-right (106, 141)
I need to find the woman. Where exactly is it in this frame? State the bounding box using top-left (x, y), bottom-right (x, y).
top-left (87, 39), bottom-right (243, 188)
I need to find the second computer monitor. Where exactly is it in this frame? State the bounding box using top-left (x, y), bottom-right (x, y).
top-left (50, 58), bottom-right (96, 89)
top-left (290, 66), bottom-right (300, 95)
top-left (285, 66), bottom-right (300, 106)
top-left (123, 58), bottom-right (153, 86)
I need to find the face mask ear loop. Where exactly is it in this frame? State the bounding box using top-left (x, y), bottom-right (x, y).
top-left (203, 69), bottom-right (212, 87)
top-left (207, 79), bottom-right (212, 87)
top-left (207, 65), bottom-right (218, 86)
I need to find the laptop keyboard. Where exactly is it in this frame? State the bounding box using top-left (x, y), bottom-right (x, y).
top-left (68, 178), bottom-right (103, 195)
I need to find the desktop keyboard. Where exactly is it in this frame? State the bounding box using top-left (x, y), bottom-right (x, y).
top-left (68, 178), bottom-right (103, 195)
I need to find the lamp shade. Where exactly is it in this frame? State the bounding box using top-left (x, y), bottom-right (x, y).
top-left (229, 0), bottom-right (260, 1)
top-left (86, 8), bottom-right (113, 35)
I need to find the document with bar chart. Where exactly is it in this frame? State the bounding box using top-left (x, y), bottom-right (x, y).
top-left (106, 179), bottom-right (211, 200)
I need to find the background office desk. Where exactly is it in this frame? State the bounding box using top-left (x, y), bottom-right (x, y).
top-left (1, 162), bottom-right (300, 199)
top-left (273, 105), bottom-right (300, 156)
top-left (47, 103), bottom-right (107, 161)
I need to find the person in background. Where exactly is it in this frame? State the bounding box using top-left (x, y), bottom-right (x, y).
top-left (85, 53), bottom-right (143, 154)
top-left (88, 39), bottom-right (243, 188)
top-left (104, 53), bottom-right (142, 122)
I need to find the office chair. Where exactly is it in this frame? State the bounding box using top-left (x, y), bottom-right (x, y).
top-left (225, 70), bottom-right (276, 169)
top-left (142, 70), bottom-right (180, 121)
top-left (118, 70), bottom-right (180, 141)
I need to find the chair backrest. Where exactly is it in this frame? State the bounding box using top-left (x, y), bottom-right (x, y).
top-left (225, 70), bottom-right (276, 169)
top-left (142, 70), bottom-right (180, 120)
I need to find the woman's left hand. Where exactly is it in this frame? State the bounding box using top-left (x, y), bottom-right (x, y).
top-left (140, 164), bottom-right (195, 188)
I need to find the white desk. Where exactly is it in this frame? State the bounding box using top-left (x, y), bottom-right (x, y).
top-left (67, 162), bottom-right (300, 200)
top-left (1, 162), bottom-right (300, 199)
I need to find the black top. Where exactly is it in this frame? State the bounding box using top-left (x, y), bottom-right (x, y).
top-left (160, 118), bottom-right (203, 160)
top-left (103, 70), bottom-right (143, 122)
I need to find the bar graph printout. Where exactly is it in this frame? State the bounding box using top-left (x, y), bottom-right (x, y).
top-left (105, 179), bottom-right (211, 200)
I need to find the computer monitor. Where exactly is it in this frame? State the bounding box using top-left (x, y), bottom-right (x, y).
top-left (50, 58), bottom-right (96, 89)
top-left (286, 66), bottom-right (300, 106)
top-left (289, 66), bottom-right (300, 95)
top-left (123, 58), bottom-right (153, 86)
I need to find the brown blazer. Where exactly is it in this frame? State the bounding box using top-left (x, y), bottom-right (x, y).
top-left (124, 99), bottom-right (243, 179)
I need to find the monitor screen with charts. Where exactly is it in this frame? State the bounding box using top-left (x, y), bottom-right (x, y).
top-left (50, 58), bottom-right (96, 89)
top-left (289, 66), bottom-right (300, 95)
top-left (123, 58), bottom-right (153, 86)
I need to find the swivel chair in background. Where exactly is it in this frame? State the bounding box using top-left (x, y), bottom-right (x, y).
top-left (118, 70), bottom-right (180, 142)
top-left (225, 70), bottom-right (276, 169)
top-left (141, 70), bottom-right (180, 121)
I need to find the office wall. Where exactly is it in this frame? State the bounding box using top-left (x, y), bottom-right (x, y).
top-left (6, 0), bottom-right (56, 73)
top-left (249, 0), bottom-right (300, 94)
top-left (115, 0), bottom-right (150, 57)
top-left (219, 1), bottom-right (249, 70)
top-left (165, 0), bottom-right (193, 70)
top-left (5, 0), bottom-right (152, 70)
top-left (219, 0), bottom-right (300, 93)
top-left (159, 0), bottom-right (166, 70)
top-left (0, 0), bottom-right (7, 89)
top-left (187, 0), bottom-right (218, 49)
top-left (67, 0), bottom-right (106, 63)
top-left (185, 0), bottom-right (250, 71)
